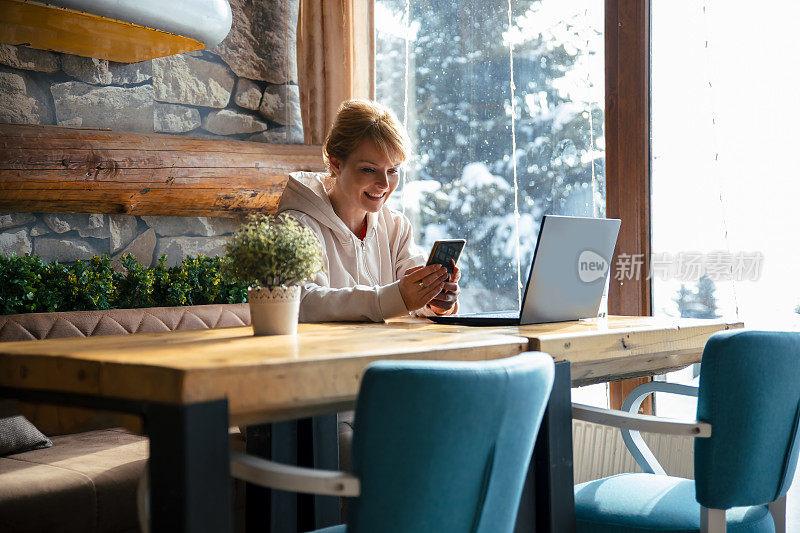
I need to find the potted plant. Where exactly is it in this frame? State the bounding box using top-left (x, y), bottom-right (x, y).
top-left (225, 213), bottom-right (323, 335)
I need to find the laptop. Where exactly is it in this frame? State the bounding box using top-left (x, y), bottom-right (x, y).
top-left (429, 215), bottom-right (621, 326)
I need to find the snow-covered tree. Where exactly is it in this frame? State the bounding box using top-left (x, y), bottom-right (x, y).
top-left (377, 0), bottom-right (604, 310)
top-left (674, 275), bottom-right (719, 319)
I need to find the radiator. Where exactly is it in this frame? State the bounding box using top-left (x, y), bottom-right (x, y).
top-left (572, 419), bottom-right (695, 484)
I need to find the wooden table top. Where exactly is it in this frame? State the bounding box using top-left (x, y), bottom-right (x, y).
top-left (521, 316), bottom-right (742, 385)
top-left (0, 315), bottom-right (743, 423)
top-left (0, 322), bottom-right (527, 424)
top-left (386, 315), bottom-right (744, 386)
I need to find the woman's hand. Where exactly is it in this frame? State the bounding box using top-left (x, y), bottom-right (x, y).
top-left (428, 261), bottom-right (461, 314)
top-left (399, 264), bottom-right (449, 312)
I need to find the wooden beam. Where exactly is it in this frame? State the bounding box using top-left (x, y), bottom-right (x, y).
top-left (0, 124), bottom-right (325, 218)
top-left (605, 0), bottom-right (652, 411)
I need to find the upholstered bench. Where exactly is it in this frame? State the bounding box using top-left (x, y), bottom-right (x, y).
top-left (0, 304), bottom-right (251, 533)
top-left (0, 428), bottom-right (147, 533)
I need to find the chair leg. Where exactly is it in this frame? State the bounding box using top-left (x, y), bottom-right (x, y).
top-left (700, 507), bottom-right (726, 533)
top-left (769, 495), bottom-right (787, 533)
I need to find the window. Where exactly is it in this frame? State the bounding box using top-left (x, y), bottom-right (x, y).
top-left (375, 0), bottom-right (605, 314)
top-left (651, 1), bottom-right (800, 416)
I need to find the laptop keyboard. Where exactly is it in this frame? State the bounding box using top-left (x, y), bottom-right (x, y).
top-left (457, 310), bottom-right (519, 319)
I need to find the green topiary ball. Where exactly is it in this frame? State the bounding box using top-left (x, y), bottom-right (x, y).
top-left (224, 213), bottom-right (324, 290)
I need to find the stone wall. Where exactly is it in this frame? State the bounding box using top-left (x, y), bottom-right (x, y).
top-left (0, 0), bottom-right (302, 267)
top-left (0, 0), bottom-right (302, 142)
top-left (0, 212), bottom-right (242, 268)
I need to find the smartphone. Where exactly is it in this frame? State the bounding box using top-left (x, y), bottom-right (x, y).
top-left (426, 239), bottom-right (466, 275)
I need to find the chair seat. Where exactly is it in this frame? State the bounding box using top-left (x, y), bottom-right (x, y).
top-left (574, 473), bottom-right (774, 533)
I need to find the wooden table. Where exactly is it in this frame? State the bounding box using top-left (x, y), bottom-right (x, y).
top-left (383, 315), bottom-right (743, 532)
top-left (0, 315), bottom-right (742, 533)
top-left (392, 315), bottom-right (742, 385)
top-left (512, 315), bottom-right (741, 531)
top-left (0, 323), bottom-right (527, 533)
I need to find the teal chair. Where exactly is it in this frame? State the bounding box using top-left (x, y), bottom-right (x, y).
top-left (571, 330), bottom-right (800, 533)
top-left (232, 351), bottom-right (555, 533)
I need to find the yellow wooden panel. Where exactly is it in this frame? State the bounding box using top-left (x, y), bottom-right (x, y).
top-left (0, 0), bottom-right (203, 63)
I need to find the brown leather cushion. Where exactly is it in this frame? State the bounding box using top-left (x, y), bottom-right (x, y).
top-left (0, 428), bottom-right (148, 533)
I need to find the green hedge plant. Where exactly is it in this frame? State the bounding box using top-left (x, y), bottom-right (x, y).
top-left (225, 213), bottom-right (324, 289)
top-left (0, 253), bottom-right (248, 316)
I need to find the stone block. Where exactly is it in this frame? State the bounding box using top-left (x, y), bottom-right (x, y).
top-left (154, 236), bottom-right (229, 267)
top-left (77, 214), bottom-right (109, 239)
top-left (29, 220), bottom-right (51, 237)
top-left (208, 0), bottom-right (299, 84)
top-left (0, 212), bottom-right (35, 230)
top-left (202, 109), bottom-right (268, 135)
top-left (259, 84), bottom-right (301, 127)
top-left (248, 126), bottom-right (303, 144)
top-left (154, 103), bottom-right (201, 133)
top-left (141, 216), bottom-right (239, 237)
top-left (233, 78), bottom-right (262, 110)
top-left (43, 214), bottom-right (110, 238)
top-left (51, 82), bottom-right (154, 132)
top-left (109, 215), bottom-right (138, 253)
top-left (61, 55), bottom-right (112, 85)
top-left (0, 44), bottom-right (59, 73)
top-left (0, 66), bottom-right (55, 124)
top-left (0, 228), bottom-right (32, 257)
top-left (33, 237), bottom-right (99, 263)
top-left (109, 61), bottom-right (153, 85)
top-left (112, 228), bottom-right (156, 268)
top-left (152, 54), bottom-right (234, 108)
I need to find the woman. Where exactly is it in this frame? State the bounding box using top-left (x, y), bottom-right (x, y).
top-left (277, 99), bottom-right (460, 322)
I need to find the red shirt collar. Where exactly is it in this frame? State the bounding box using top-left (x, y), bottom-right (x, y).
top-left (357, 217), bottom-right (368, 240)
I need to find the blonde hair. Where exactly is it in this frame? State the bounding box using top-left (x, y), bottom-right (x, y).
top-left (323, 99), bottom-right (410, 174)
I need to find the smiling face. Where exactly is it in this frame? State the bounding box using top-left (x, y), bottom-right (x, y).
top-left (328, 140), bottom-right (403, 231)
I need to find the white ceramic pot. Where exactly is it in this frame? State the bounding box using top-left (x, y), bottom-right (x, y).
top-left (247, 285), bottom-right (301, 336)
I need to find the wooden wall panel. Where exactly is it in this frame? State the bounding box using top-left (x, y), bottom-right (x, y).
top-left (605, 0), bottom-right (653, 411)
top-left (0, 124), bottom-right (325, 218)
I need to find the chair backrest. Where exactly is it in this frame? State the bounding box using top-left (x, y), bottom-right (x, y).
top-left (695, 329), bottom-right (800, 509)
top-left (347, 351), bottom-right (554, 533)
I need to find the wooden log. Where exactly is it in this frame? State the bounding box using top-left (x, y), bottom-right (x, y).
top-left (0, 124), bottom-right (325, 217)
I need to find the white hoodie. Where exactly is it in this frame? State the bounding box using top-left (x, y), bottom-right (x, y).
top-left (277, 172), bottom-right (428, 322)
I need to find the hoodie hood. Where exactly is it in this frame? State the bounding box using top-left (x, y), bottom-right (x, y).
top-left (275, 172), bottom-right (433, 323)
top-left (278, 171), bottom-right (378, 240)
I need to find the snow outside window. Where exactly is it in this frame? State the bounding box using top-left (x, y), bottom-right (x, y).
top-left (652, 1), bottom-right (800, 418)
top-left (376, 0), bottom-right (606, 405)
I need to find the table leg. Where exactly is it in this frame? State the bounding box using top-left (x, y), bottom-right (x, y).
top-left (245, 421), bottom-right (298, 533)
top-left (311, 415), bottom-right (340, 528)
top-left (514, 360), bottom-right (576, 533)
top-left (245, 416), bottom-right (340, 533)
top-left (147, 399), bottom-right (232, 533)
top-left (245, 424), bottom-right (274, 532)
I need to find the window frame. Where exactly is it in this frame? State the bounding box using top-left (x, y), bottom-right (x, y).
top-left (605, 0), bottom-right (652, 409)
